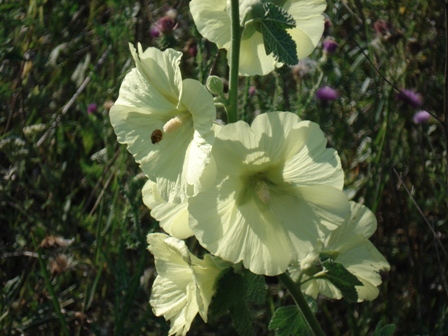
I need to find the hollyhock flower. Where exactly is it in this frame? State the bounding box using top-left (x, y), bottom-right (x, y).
top-left (189, 0), bottom-right (326, 76)
top-left (396, 89), bottom-right (423, 108)
top-left (189, 112), bottom-right (349, 276)
top-left (142, 179), bottom-right (193, 239)
top-left (413, 110), bottom-right (431, 124)
top-left (289, 202), bottom-right (390, 302)
top-left (316, 86), bottom-right (339, 101)
top-left (148, 233), bottom-right (229, 336)
top-left (110, 44), bottom-right (216, 203)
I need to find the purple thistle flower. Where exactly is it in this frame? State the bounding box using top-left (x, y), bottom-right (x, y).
top-left (158, 16), bottom-right (176, 34)
top-left (316, 86), bottom-right (339, 101)
top-left (413, 111), bottom-right (430, 124)
top-left (323, 38), bottom-right (338, 54)
top-left (150, 16), bottom-right (177, 38)
top-left (396, 89), bottom-right (423, 108)
top-left (87, 103), bottom-right (97, 114)
top-left (150, 25), bottom-right (161, 38)
top-left (248, 86), bottom-right (257, 96)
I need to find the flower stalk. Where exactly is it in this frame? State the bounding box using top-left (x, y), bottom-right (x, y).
top-left (278, 272), bottom-right (326, 336)
top-left (227, 0), bottom-right (241, 123)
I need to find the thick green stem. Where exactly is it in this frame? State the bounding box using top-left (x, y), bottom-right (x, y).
top-left (227, 0), bottom-right (241, 123)
top-left (278, 273), bottom-right (326, 336)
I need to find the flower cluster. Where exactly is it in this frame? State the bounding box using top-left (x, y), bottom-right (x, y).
top-left (110, 2), bottom-right (390, 334)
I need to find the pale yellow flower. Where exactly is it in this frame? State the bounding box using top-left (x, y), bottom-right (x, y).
top-left (148, 233), bottom-right (229, 336)
top-left (110, 43), bottom-right (216, 203)
top-left (190, 0), bottom-right (326, 75)
top-left (189, 112), bottom-right (349, 276)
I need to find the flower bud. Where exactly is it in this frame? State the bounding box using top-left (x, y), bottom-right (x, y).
top-left (206, 76), bottom-right (224, 96)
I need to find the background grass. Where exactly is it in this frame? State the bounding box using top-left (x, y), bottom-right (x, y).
top-left (1, 0), bottom-right (447, 335)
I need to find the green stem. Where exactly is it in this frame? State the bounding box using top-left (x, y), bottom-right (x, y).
top-left (278, 273), bottom-right (325, 336)
top-left (226, 0), bottom-right (241, 123)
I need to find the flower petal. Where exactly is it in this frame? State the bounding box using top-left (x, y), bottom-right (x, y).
top-left (284, 0), bottom-right (326, 59)
top-left (238, 31), bottom-right (277, 76)
top-left (131, 43), bottom-right (183, 103)
top-left (189, 0), bottom-right (231, 49)
top-left (180, 79), bottom-right (217, 191)
top-left (142, 180), bottom-right (193, 239)
top-left (281, 121), bottom-right (344, 189)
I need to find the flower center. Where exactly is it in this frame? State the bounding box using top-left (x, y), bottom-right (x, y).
top-left (249, 173), bottom-right (273, 204)
top-left (254, 179), bottom-right (270, 204)
top-left (163, 111), bottom-right (190, 134)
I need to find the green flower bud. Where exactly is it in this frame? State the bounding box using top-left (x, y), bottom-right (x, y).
top-left (206, 75), bottom-right (224, 96)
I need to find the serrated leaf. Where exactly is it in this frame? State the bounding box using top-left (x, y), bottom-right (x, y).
top-left (322, 260), bottom-right (363, 303)
top-left (268, 306), bottom-right (312, 336)
top-left (373, 320), bottom-right (396, 336)
top-left (209, 268), bottom-right (237, 317)
top-left (230, 303), bottom-right (255, 336)
top-left (262, 3), bottom-right (296, 29)
top-left (261, 20), bottom-right (298, 66)
top-left (209, 269), bottom-right (266, 336)
top-left (260, 2), bottom-right (298, 65)
top-left (242, 271), bottom-right (266, 305)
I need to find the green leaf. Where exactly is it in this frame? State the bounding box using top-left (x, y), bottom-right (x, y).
top-left (321, 260), bottom-right (363, 303)
top-left (209, 268), bottom-right (266, 336)
top-left (268, 306), bottom-right (312, 336)
top-left (260, 3), bottom-right (298, 65)
top-left (262, 3), bottom-right (296, 29)
top-left (373, 320), bottom-right (396, 336)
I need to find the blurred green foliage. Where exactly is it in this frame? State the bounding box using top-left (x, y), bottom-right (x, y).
top-left (1, 0), bottom-right (447, 335)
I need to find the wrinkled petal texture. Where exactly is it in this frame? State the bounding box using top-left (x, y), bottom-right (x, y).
top-left (148, 234), bottom-right (196, 336)
top-left (189, 112), bottom-right (349, 276)
top-left (142, 180), bottom-right (193, 239)
top-left (190, 0), bottom-right (326, 75)
top-left (110, 45), bottom-right (216, 203)
top-left (147, 233), bottom-right (227, 335)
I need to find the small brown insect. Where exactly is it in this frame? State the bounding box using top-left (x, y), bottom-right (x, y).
top-left (151, 129), bottom-right (163, 144)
